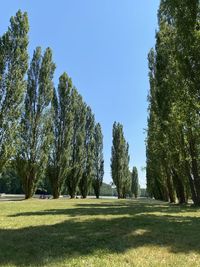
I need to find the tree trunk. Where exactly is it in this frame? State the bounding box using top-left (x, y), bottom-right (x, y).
top-left (94, 187), bottom-right (100, 199)
top-left (53, 190), bottom-right (60, 199)
top-left (166, 172), bottom-right (176, 203)
top-left (189, 139), bottom-right (200, 205)
top-left (185, 161), bottom-right (198, 205)
top-left (51, 181), bottom-right (60, 199)
top-left (24, 173), bottom-right (34, 199)
top-left (172, 169), bottom-right (187, 204)
top-left (181, 130), bottom-right (198, 205)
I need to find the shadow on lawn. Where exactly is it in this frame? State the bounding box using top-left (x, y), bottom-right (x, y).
top-left (1, 201), bottom-right (200, 266)
top-left (9, 199), bottom-right (200, 218)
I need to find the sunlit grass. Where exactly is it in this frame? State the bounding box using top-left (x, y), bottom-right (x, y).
top-left (0, 198), bottom-right (200, 266)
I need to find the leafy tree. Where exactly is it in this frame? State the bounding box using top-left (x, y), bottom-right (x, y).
top-left (47, 72), bottom-right (73, 198)
top-left (92, 123), bottom-right (104, 198)
top-left (0, 164), bottom-right (23, 194)
top-left (111, 122), bottom-right (131, 198)
top-left (79, 106), bottom-right (95, 198)
top-left (146, 46), bottom-right (177, 202)
top-left (131, 167), bottom-right (139, 198)
top-left (99, 182), bottom-right (116, 196)
top-left (16, 47), bottom-right (55, 199)
top-left (146, 0), bottom-right (200, 205)
top-left (0, 10), bottom-right (29, 171)
top-left (66, 89), bottom-right (86, 198)
top-left (121, 143), bottom-right (131, 198)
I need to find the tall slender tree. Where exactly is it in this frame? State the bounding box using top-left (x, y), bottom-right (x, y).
top-left (146, 0), bottom-right (200, 205)
top-left (65, 89), bottom-right (86, 198)
top-left (0, 10), bottom-right (29, 171)
top-left (131, 166), bottom-right (139, 198)
top-left (121, 143), bottom-right (131, 198)
top-left (92, 123), bottom-right (104, 199)
top-left (79, 106), bottom-right (95, 198)
top-left (111, 122), bottom-right (131, 199)
top-left (47, 72), bottom-right (73, 198)
top-left (16, 47), bottom-right (55, 199)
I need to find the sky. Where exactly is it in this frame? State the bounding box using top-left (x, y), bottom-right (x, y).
top-left (1, 0), bottom-right (160, 188)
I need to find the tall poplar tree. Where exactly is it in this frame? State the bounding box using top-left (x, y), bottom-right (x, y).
top-left (111, 122), bottom-right (131, 198)
top-left (131, 166), bottom-right (139, 198)
top-left (47, 72), bottom-right (73, 198)
top-left (146, 0), bottom-right (200, 205)
top-left (17, 47), bottom-right (55, 199)
top-left (122, 143), bottom-right (131, 198)
top-left (92, 123), bottom-right (104, 199)
top-left (65, 89), bottom-right (86, 198)
top-left (0, 10), bottom-right (29, 171)
top-left (79, 106), bottom-right (95, 198)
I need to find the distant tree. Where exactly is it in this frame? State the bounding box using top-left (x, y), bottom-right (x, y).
top-left (47, 72), bottom-right (73, 199)
top-left (111, 122), bottom-right (131, 198)
top-left (98, 182), bottom-right (116, 196)
top-left (0, 10), bottom-right (29, 171)
top-left (0, 163), bottom-right (23, 194)
top-left (16, 47), bottom-right (55, 199)
top-left (131, 166), bottom-right (139, 198)
top-left (79, 106), bottom-right (95, 198)
top-left (140, 188), bottom-right (147, 197)
top-left (92, 123), bottom-right (104, 198)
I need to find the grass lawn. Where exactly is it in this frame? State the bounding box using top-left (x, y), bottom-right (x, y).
top-left (0, 198), bottom-right (200, 267)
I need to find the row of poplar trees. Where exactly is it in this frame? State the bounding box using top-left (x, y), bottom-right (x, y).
top-left (111, 122), bottom-right (139, 198)
top-left (0, 10), bottom-right (104, 199)
top-left (146, 0), bottom-right (200, 205)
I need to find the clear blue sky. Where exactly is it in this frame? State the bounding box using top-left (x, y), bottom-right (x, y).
top-left (1, 1), bottom-right (160, 187)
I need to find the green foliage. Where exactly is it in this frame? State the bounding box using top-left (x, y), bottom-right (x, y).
top-left (131, 166), bottom-right (139, 198)
top-left (146, 0), bottom-right (200, 205)
top-left (65, 89), bottom-right (86, 198)
top-left (79, 106), bottom-right (95, 198)
top-left (47, 72), bottom-right (73, 199)
top-left (111, 122), bottom-right (131, 198)
top-left (140, 188), bottom-right (147, 197)
top-left (99, 182), bottom-right (117, 196)
top-left (17, 47), bottom-right (55, 199)
top-left (92, 123), bottom-right (104, 198)
top-left (0, 10), bottom-right (104, 199)
top-left (0, 166), bottom-right (23, 194)
top-left (0, 10), bottom-right (29, 171)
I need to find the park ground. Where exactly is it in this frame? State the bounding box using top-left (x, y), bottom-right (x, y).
top-left (0, 198), bottom-right (200, 267)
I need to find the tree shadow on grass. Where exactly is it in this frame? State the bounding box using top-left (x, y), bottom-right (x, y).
top-left (1, 202), bottom-right (200, 266)
top-left (9, 199), bottom-right (200, 218)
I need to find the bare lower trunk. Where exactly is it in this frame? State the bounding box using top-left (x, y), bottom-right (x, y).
top-left (172, 169), bottom-right (187, 204)
top-left (166, 172), bottom-right (176, 203)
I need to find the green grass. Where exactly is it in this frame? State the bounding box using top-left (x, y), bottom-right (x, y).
top-left (0, 198), bottom-right (200, 267)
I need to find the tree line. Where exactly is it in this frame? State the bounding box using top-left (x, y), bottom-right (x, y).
top-left (0, 10), bottom-right (104, 199)
top-left (146, 0), bottom-right (200, 205)
top-left (0, 10), bottom-right (140, 200)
